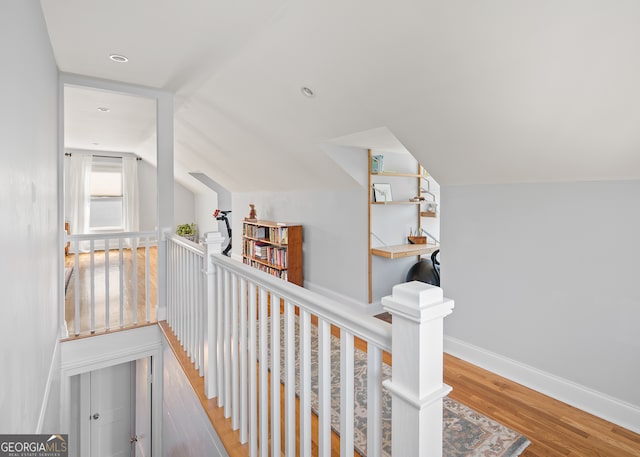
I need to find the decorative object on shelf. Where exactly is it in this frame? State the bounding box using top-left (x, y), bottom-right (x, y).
top-left (408, 236), bottom-right (427, 244)
top-left (410, 196), bottom-right (426, 202)
top-left (372, 183), bottom-right (393, 202)
top-left (245, 203), bottom-right (258, 221)
top-left (421, 201), bottom-right (438, 217)
top-left (176, 223), bottom-right (197, 242)
top-left (371, 154), bottom-right (384, 173)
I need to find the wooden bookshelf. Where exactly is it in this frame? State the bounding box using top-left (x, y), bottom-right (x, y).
top-left (242, 220), bottom-right (303, 287)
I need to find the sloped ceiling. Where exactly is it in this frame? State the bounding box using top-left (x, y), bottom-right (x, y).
top-left (41, 0), bottom-right (640, 192)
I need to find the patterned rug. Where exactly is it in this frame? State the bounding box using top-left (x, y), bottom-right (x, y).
top-left (268, 315), bottom-right (530, 457)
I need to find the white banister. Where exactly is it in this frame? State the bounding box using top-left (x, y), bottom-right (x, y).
top-left (164, 245), bottom-right (454, 457)
top-left (66, 231), bottom-right (157, 336)
top-left (382, 281), bottom-right (455, 457)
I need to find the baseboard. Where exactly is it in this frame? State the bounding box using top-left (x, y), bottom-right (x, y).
top-left (36, 339), bottom-right (60, 433)
top-left (444, 336), bottom-right (640, 434)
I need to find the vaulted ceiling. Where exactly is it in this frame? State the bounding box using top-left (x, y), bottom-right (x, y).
top-left (41, 0), bottom-right (640, 192)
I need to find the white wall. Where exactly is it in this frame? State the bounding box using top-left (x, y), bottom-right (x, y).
top-left (233, 190), bottom-right (369, 304)
top-left (194, 190), bottom-right (219, 241)
top-left (0, 0), bottom-right (60, 433)
top-left (138, 159), bottom-right (195, 232)
top-left (441, 180), bottom-right (640, 425)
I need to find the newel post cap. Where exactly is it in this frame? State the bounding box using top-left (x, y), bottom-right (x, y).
top-left (382, 281), bottom-right (454, 323)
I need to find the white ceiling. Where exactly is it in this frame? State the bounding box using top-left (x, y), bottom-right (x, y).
top-left (42, 0), bottom-right (640, 192)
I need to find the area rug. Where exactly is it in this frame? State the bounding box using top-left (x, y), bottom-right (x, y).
top-left (267, 315), bottom-right (530, 457)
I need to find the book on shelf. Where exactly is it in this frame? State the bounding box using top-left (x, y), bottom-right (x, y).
top-left (243, 257), bottom-right (288, 281)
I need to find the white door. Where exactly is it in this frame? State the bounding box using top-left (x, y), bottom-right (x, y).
top-left (134, 357), bottom-right (151, 457)
top-left (90, 362), bottom-right (134, 457)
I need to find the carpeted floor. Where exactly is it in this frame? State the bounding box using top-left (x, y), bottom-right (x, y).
top-left (268, 314), bottom-right (530, 457)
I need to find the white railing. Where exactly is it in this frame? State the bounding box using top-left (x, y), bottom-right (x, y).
top-left (166, 233), bottom-right (207, 374)
top-left (166, 231), bottom-right (454, 456)
top-left (66, 231), bottom-right (156, 336)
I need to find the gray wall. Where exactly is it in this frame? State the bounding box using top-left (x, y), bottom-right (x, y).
top-left (441, 180), bottom-right (640, 408)
top-left (0, 0), bottom-right (60, 432)
top-left (233, 190), bottom-right (369, 304)
top-left (138, 159), bottom-right (195, 232)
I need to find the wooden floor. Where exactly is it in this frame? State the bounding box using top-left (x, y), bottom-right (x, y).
top-left (64, 247), bottom-right (157, 337)
top-left (160, 320), bottom-right (640, 457)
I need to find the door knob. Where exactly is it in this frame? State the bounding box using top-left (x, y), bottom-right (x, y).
top-left (92, 413), bottom-right (100, 420)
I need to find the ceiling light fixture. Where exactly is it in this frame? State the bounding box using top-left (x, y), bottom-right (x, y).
top-left (97, 107), bottom-right (110, 112)
top-left (92, 142), bottom-right (100, 146)
top-left (109, 54), bottom-right (129, 63)
top-left (301, 86), bottom-right (315, 98)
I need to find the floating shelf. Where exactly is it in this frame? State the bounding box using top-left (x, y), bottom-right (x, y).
top-left (371, 171), bottom-right (422, 178)
top-left (372, 201), bottom-right (423, 205)
top-left (371, 243), bottom-right (439, 259)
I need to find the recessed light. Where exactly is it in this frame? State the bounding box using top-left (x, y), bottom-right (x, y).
top-left (301, 86), bottom-right (315, 98)
top-left (97, 107), bottom-right (110, 112)
top-left (92, 142), bottom-right (100, 146)
top-left (109, 54), bottom-right (129, 63)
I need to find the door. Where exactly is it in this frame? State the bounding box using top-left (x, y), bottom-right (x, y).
top-left (134, 357), bottom-right (152, 457)
top-left (90, 362), bottom-right (134, 457)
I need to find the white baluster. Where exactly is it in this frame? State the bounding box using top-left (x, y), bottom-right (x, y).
top-left (119, 238), bottom-right (124, 328)
top-left (231, 273), bottom-right (239, 430)
top-left (204, 232), bottom-right (224, 398)
top-left (300, 309), bottom-right (311, 457)
top-left (105, 238), bottom-right (110, 330)
top-left (74, 240), bottom-right (80, 336)
top-left (223, 269), bottom-right (231, 418)
top-left (216, 264), bottom-right (224, 406)
top-left (340, 329), bottom-right (354, 456)
top-left (248, 281), bottom-right (258, 457)
top-left (90, 239), bottom-right (95, 333)
top-left (239, 277), bottom-right (248, 443)
top-left (284, 301), bottom-right (296, 456)
top-left (382, 282), bottom-right (454, 457)
top-left (270, 293), bottom-right (281, 457)
top-left (318, 318), bottom-right (331, 457)
top-left (367, 345), bottom-right (382, 457)
top-left (145, 236), bottom-right (150, 322)
top-left (132, 237), bottom-right (138, 325)
top-left (259, 287), bottom-right (268, 457)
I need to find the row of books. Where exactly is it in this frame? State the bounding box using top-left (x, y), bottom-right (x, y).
top-left (242, 223), bottom-right (289, 244)
top-left (243, 258), bottom-right (288, 281)
top-left (243, 240), bottom-right (288, 268)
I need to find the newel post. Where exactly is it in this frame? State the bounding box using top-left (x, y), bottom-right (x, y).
top-left (204, 231), bottom-right (225, 399)
top-left (382, 281), bottom-right (454, 456)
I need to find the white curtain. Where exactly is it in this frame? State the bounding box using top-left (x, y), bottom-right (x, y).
top-left (122, 156), bottom-right (139, 233)
top-left (64, 154), bottom-right (92, 251)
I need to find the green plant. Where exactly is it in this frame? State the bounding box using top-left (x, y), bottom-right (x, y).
top-left (176, 223), bottom-right (197, 238)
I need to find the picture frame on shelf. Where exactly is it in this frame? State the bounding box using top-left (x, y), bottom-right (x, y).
top-left (372, 183), bottom-right (393, 202)
top-left (371, 155), bottom-right (384, 173)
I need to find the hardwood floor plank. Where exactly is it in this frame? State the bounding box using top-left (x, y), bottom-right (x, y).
top-left (444, 354), bottom-right (640, 457)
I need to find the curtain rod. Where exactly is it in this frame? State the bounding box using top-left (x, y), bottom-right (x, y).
top-left (65, 152), bottom-right (142, 161)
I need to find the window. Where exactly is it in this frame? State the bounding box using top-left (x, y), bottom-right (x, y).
top-left (89, 157), bottom-right (123, 231)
